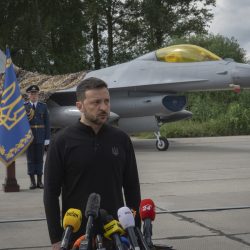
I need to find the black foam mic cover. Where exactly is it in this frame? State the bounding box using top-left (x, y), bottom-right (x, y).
top-left (85, 193), bottom-right (101, 219)
top-left (100, 209), bottom-right (113, 224)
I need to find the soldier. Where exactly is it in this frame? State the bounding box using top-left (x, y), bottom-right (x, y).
top-left (25, 85), bottom-right (50, 189)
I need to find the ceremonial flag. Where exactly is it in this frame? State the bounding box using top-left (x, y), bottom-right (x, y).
top-left (0, 48), bottom-right (33, 166)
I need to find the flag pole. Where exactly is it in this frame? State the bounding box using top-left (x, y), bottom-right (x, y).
top-left (2, 161), bottom-right (20, 192)
top-left (0, 45), bottom-right (27, 192)
top-left (2, 45), bottom-right (19, 192)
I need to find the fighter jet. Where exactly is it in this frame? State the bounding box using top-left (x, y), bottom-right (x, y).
top-left (1, 44), bottom-right (250, 150)
top-left (47, 44), bottom-right (250, 150)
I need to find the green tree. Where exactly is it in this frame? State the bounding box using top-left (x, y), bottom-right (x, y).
top-left (83, 0), bottom-right (143, 67)
top-left (0, 0), bottom-right (50, 72)
top-left (140, 0), bottom-right (216, 51)
top-left (82, 0), bottom-right (103, 69)
top-left (0, 0), bottom-right (88, 74)
top-left (108, 0), bottom-right (143, 65)
top-left (81, 0), bottom-right (217, 67)
top-left (38, 0), bottom-right (88, 73)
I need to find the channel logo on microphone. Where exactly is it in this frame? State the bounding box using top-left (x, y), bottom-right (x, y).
top-left (66, 209), bottom-right (81, 218)
top-left (141, 204), bottom-right (154, 212)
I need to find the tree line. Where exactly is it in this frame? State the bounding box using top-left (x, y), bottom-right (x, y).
top-left (0, 0), bottom-right (216, 74)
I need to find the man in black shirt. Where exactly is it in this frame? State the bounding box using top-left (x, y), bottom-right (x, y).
top-left (43, 77), bottom-right (141, 249)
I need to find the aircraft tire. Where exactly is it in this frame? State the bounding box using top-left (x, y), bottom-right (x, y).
top-left (156, 137), bottom-right (169, 151)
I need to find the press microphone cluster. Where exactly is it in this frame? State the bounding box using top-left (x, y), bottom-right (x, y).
top-left (69, 194), bottom-right (159, 250)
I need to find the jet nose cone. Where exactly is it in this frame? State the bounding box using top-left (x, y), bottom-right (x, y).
top-left (232, 63), bottom-right (250, 88)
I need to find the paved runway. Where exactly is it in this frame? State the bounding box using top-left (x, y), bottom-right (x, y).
top-left (0, 136), bottom-right (250, 250)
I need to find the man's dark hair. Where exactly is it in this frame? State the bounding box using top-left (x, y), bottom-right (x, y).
top-left (76, 77), bottom-right (108, 101)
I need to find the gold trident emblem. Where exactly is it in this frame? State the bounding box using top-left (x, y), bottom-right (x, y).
top-left (0, 82), bottom-right (26, 130)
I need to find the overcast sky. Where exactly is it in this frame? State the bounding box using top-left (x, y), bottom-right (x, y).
top-left (208, 0), bottom-right (250, 60)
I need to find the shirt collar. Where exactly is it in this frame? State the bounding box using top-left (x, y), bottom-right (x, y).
top-left (30, 101), bottom-right (38, 107)
top-left (75, 119), bottom-right (107, 135)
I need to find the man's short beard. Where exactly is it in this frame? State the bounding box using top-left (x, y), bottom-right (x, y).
top-left (84, 113), bottom-right (108, 125)
top-left (91, 117), bottom-right (104, 125)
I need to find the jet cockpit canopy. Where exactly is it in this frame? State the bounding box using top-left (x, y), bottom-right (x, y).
top-left (156, 44), bottom-right (222, 63)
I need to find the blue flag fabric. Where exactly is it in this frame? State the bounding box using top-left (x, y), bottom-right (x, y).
top-left (0, 48), bottom-right (33, 166)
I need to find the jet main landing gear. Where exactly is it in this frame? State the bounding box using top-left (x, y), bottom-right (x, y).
top-left (154, 132), bottom-right (169, 151)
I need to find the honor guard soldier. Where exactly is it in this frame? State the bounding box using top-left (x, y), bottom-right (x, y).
top-left (25, 85), bottom-right (50, 189)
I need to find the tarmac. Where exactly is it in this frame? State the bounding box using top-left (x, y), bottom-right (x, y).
top-left (0, 135), bottom-right (250, 250)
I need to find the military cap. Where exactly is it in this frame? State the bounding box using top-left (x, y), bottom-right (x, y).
top-left (26, 85), bottom-right (40, 93)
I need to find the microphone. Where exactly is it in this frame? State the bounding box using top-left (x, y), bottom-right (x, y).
top-left (139, 199), bottom-right (155, 248)
top-left (117, 207), bottom-right (140, 250)
top-left (120, 236), bottom-right (130, 249)
top-left (135, 227), bottom-right (150, 250)
top-left (95, 234), bottom-right (106, 250)
top-left (79, 193), bottom-right (101, 250)
top-left (60, 208), bottom-right (82, 250)
top-left (72, 235), bottom-right (85, 250)
top-left (85, 193), bottom-right (101, 238)
top-left (100, 209), bottom-right (125, 250)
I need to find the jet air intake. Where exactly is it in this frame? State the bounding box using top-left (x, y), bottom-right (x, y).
top-left (111, 95), bottom-right (187, 117)
top-left (162, 96), bottom-right (187, 112)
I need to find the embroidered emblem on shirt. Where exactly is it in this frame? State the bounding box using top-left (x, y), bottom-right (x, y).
top-left (112, 146), bottom-right (119, 156)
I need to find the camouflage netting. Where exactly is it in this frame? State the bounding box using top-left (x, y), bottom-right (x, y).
top-left (16, 66), bottom-right (88, 101)
top-left (0, 66), bottom-right (87, 102)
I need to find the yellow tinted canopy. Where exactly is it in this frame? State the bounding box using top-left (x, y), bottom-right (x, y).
top-left (156, 44), bottom-right (221, 63)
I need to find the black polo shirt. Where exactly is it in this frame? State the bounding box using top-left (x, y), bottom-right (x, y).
top-left (44, 121), bottom-right (141, 244)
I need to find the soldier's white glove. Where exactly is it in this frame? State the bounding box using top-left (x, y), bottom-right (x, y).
top-left (44, 139), bottom-right (50, 146)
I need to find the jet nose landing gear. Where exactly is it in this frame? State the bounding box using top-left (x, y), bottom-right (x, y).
top-left (154, 132), bottom-right (169, 151)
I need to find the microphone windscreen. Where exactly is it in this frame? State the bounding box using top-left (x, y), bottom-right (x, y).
top-left (139, 199), bottom-right (156, 221)
top-left (117, 206), bottom-right (135, 229)
top-left (63, 208), bottom-right (82, 233)
top-left (85, 193), bottom-right (101, 219)
top-left (100, 209), bottom-right (113, 224)
top-left (72, 235), bottom-right (86, 249)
